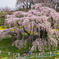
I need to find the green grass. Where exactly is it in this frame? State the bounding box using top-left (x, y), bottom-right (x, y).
top-left (0, 17), bottom-right (5, 25)
top-left (0, 37), bottom-right (32, 57)
top-left (0, 37), bottom-right (59, 53)
top-left (26, 56), bottom-right (55, 59)
top-left (0, 37), bottom-right (19, 53)
top-left (0, 37), bottom-right (59, 58)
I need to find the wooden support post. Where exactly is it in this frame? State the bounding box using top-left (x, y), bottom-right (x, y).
top-left (12, 36), bottom-right (14, 46)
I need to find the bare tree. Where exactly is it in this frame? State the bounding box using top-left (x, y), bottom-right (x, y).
top-left (0, 7), bottom-right (11, 11)
top-left (16, 0), bottom-right (44, 9)
top-left (16, 0), bottom-right (31, 9)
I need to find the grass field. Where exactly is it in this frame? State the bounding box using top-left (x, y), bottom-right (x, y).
top-left (0, 37), bottom-right (31, 57)
top-left (0, 37), bottom-right (59, 58)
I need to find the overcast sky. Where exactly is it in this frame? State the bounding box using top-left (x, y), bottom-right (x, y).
top-left (0, 0), bottom-right (16, 9)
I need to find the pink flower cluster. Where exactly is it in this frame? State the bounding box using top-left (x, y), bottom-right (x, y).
top-left (0, 3), bottom-right (59, 51)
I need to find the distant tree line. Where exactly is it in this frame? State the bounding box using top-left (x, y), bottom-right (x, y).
top-left (16, 0), bottom-right (59, 11)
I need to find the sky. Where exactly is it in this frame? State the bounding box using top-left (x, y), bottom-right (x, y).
top-left (0, 0), bottom-right (16, 9)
